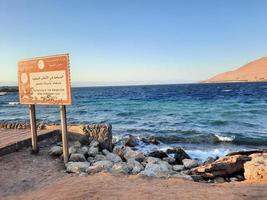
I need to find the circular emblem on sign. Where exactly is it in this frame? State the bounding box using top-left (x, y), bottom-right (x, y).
top-left (21, 73), bottom-right (28, 84)
top-left (38, 60), bottom-right (45, 69)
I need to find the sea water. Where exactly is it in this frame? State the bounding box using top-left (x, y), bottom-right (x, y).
top-left (1, 82), bottom-right (267, 161)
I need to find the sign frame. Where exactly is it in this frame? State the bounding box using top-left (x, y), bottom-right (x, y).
top-left (18, 53), bottom-right (72, 105)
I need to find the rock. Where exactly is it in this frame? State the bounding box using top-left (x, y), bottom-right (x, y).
top-left (140, 161), bottom-right (173, 178)
top-left (163, 157), bottom-right (176, 165)
top-left (69, 146), bottom-right (79, 154)
top-left (173, 165), bottom-right (185, 172)
top-left (146, 156), bottom-right (161, 164)
top-left (214, 177), bottom-right (225, 183)
top-left (49, 146), bottom-right (63, 156)
top-left (141, 137), bottom-right (160, 145)
top-left (182, 159), bottom-right (198, 169)
top-left (191, 155), bottom-right (250, 178)
top-left (86, 160), bottom-right (113, 174)
top-left (113, 146), bottom-right (125, 158)
top-left (111, 162), bottom-right (132, 174)
top-left (80, 146), bottom-right (89, 154)
top-left (244, 153), bottom-right (267, 182)
top-left (125, 134), bottom-right (139, 147)
top-left (88, 147), bottom-right (99, 157)
top-left (166, 147), bottom-right (191, 164)
top-left (105, 152), bottom-right (122, 163)
top-left (94, 154), bottom-right (106, 162)
top-left (87, 157), bottom-right (95, 164)
top-left (90, 140), bottom-right (100, 148)
top-left (148, 151), bottom-right (168, 159)
top-left (65, 162), bottom-right (90, 173)
top-left (82, 124), bottom-right (112, 151)
top-left (127, 158), bottom-right (144, 174)
top-left (124, 147), bottom-right (146, 162)
top-left (73, 141), bottom-right (82, 147)
top-left (236, 175), bottom-right (245, 181)
top-left (69, 153), bottom-right (86, 162)
top-left (190, 175), bottom-right (203, 182)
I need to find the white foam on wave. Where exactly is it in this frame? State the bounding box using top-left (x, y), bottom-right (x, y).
top-left (222, 89), bottom-right (232, 92)
top-left (8, 102), bottom-right (19, 105)
top-left (214, 133), bottom-right (235, 142)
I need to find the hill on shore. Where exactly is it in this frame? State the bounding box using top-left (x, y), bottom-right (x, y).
top-left (203, 57), bottom-right (267, 83)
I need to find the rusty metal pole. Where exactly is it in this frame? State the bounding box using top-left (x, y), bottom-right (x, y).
top-left (60, 105), bottom-right (69, 163)
top-left (29, 104), bottom-right (38, 153)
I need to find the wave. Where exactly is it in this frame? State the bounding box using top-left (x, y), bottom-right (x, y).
top-left (8, 102), bottom-right (19, 105)
top-left (214, 133), bottom-right (235, 142)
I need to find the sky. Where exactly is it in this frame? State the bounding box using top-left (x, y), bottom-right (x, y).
top-left (1, 0), bottom-right (267, 86)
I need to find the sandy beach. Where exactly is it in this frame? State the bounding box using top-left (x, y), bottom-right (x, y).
top-left (0, 145), bottom-right (266, 200)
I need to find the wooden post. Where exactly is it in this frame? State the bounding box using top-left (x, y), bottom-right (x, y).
top-left (29, 104), bottom-right (38, 153)
top-left (60, 105), bottom-right (69, 163)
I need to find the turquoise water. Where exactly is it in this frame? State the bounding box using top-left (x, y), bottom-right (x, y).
top-left (1, 83), bottom-right (267, 160)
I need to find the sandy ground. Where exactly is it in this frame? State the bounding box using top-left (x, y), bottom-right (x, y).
top-left (1, 145), bottom-right (267, 200)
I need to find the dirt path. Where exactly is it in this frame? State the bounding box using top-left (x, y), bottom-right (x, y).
top-left (1, 146), bottom-right (267, 200)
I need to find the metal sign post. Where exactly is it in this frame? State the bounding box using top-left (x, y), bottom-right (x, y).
top-left (60, 105), bottom-right (69, 163)
top-left (29, 104), bottom-right (38, 153)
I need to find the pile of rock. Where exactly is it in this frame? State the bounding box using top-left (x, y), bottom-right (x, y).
top-left (49, 134), bottom-right (267, 184)
top-left (49, 136), bottom-right (200, 180)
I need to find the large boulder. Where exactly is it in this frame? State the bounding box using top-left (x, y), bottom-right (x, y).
top-left (88, 146), bottom-right (99, 157)
top-left (49, 146), bottom-right (63, 156)
top-left (123, 147), bottom-right (146, 162)
top-left (69, 153), bottom-right (87, 162)
top-left (102, 149), bottom-right (122, 163)
top-left (86, 160), bottom-right (114, 174)
top-left (191, 155), bottom-right (250, 178)
top-left (127, 158), bottom-right (144, 174)
top-left (141, 137), bottom-right (160, 145)
top-left (148, 151), bottom-right (168, 159)
top-left (82, 124), bottom-right (112, 151)
top-left (111, 162), bottom-right (132, 174)
top-left (182, 159), bottom-right (198, 169)
top-left (166, 147), bottom-right (190, 164)
top-left (125, 135), bottom-right (139, 147)
top-left (66, 162), bottom-right (90, 173)
top-left (140, 161), bottom-right (173, 178)
top-left (244, 153), bottom-right (267, 182)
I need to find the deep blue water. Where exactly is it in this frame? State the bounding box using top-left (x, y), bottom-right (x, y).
top-left (1, 82), bottom-right (267, 160)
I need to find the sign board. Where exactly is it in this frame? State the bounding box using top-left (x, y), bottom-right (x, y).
top-left (18, 54), bottom-right (72, 105)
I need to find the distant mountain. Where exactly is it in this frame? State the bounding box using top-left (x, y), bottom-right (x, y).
top-left (203, 57), bottom-right (267, 83)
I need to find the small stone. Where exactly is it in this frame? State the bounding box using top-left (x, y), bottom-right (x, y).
top-left (113, 146), bottom-right (125, 158)
top-left (79, 146), bottom-right (89, 155)
top-left (111, 162), bottom-right (132, 174)
top-left (74, 141), bottom-right (82, 147)
top-left (49, 146), bottom-right (63, 156)
top-left (125, 134), bottom-right (139, 147)
top-left (65, 162), bottom-right (90, 174)
top-left (146, 156), bottom-right (161, 164)
top-left (166, 147), bottom-right (191, 164)
top-left (148, 151), bottom-right (168, 159)
top-left (214, 177), bottom-right (225, 183)
top-left (94, 154), bottom-right (106, 162)
top-left (140, 161), bottom-right (173, 178)
top-left (124, 147), bottom-right (146, 162)
top-left (182, 159), bottom-right (198, 169)
top-left (173, 165), bottom-right (185, 172)
top-left (90, 140), bottom-right (100, 148)
top-left (88, 147), bottom-right (99, 157)
top-left (69, 153), bottom-right (86, 162)
top-left (69, 146), bottom-right (79, 154)
top-left (163, 157), bottom-right (176, 165)
top-left (190, 175), bottom-right (203, 182)
top-left (86, 160), bottom-right (113, 174)
top-left (127, 158), bottom-right (144, 174)
top-left (236, 175), bottom-right (245, 181)
top-left (105, 152), bottom-right (122, 163)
